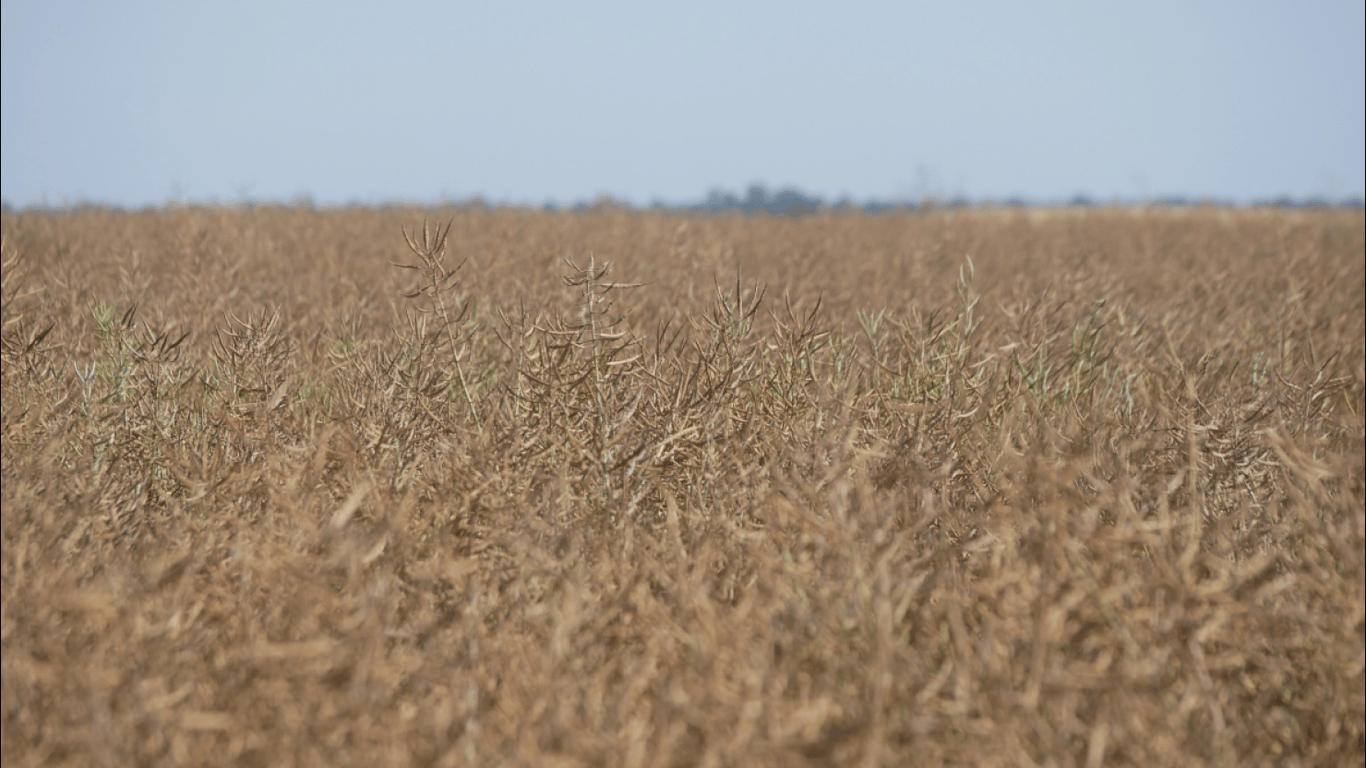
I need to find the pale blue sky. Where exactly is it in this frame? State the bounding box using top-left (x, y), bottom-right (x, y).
top-left (3, 1), bottom-right (1363, 208)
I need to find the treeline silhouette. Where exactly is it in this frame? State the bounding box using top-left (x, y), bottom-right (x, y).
top-left (4, 184), bottom-right (1363, 215)
top-left (642, 184), bottom-right (1366, 216)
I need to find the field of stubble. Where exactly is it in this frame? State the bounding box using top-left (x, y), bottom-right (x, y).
top-left (2, 205), bottom-right (1363, 767)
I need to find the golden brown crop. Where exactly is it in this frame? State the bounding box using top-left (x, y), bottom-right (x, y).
top-left (2, 205), bottom-right (1362, 766)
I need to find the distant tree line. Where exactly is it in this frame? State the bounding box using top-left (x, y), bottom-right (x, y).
top-left (566, 184), bottom-right (1365, 216)
top-left (4, 185), bottom-right (1363, 215)
top-left (539, 184), bottom-right (1366, 216)
top-left (689, 185), bottom-right (1366, 215)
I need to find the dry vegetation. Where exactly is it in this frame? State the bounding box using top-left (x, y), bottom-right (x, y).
top-left (2, 205), bottom-right (1362, 767)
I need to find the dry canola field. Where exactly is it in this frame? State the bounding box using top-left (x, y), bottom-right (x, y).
top-left (2, 205), bottom-right (1363, 767)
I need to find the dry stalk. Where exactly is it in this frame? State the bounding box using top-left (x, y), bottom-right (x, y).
top-left (394, 219), bottom-right (482, 432)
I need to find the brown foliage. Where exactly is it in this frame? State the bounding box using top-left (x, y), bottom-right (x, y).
top-left (2, 206), bottom-right (1363, 767)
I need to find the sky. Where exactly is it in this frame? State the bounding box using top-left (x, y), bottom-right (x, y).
top-left (3, 1), bottom-right (1363, 208)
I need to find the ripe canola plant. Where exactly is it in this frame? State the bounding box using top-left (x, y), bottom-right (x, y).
top-left (2, 205), bottom-right (1362, 766)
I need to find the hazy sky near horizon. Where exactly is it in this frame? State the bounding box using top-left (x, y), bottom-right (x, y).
top-left (3, 1), bottom-right (1363, 208)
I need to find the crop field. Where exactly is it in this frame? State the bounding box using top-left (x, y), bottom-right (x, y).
top-left (1, 205), bottom-right (1363, 767)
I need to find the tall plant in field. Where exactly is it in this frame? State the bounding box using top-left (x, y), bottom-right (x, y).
top-left (391, 219), bottom-right (481, 432)
top-left (512, 254), bottom-right (649, 513)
